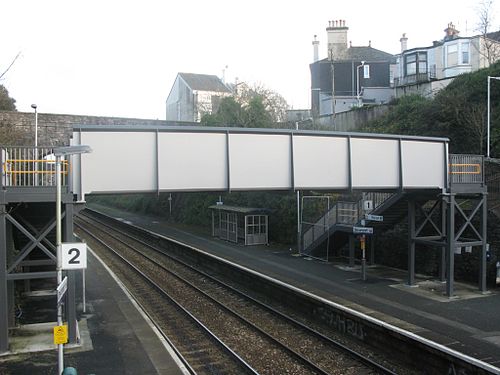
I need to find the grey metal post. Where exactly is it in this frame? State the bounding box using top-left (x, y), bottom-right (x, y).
top-left (408, 200), bottom-right (416, 286)
top-left (297, 190), bottom-right (301, 253)
top-left (439, 199), bottom-right (446, 281)
top-left (349, 235), bottom-right (355, 267)
top-left (7, 280), bottom-right (14, 328)
top-left (64, 202), bottom-right (77, 343)
top-left (446, 194), bottom-right (456, 297)
top-left (0, 204), bottom-right (9, 352)
top-left (369, 235), bottom-right (375, 265)
top-left (480, 193), bottom-right (488, 292)
top-left (488, 76), bottom-right (491, 159)
top-left (56, 155), bottom-right (64, 374)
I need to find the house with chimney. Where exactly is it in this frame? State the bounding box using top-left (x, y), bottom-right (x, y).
top-left (310, 20), bottom-right (396, 118)
top-left (394, 23), bottom-right (500, 97)
top-left (166, 73), bottom-right (231, 122)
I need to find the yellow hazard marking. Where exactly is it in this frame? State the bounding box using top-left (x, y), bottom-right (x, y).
top-left (53, 325), bottom-right (68, 345)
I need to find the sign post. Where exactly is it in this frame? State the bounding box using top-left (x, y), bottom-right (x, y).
top-left (360, 235), bottom-right (367, 281)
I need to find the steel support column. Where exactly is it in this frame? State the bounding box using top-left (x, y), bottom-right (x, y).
top-left (408, 200), bottom-right (416, 286)
top-left (480, 193), bottom-right (488, 292)
top-left (439, 200), bottom-right (446, 282)
top-left (348, 235), bottom-right (355, 267)
top-left (369, 235), bottom-right (375, 265)
top-left (64, 202), bottom-right (78, 343)
top-left (0, 204), bottom-right (9, 352)
top-left (446, 194), bottom-right (456, 297)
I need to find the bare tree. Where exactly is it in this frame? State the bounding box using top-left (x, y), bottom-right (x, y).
top-left (0, 52), bottom-right (21, 81)
top-left (476, 0), bottom-right (500, 64)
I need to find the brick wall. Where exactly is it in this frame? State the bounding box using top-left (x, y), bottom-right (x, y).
top-left (0, 111), bottom-right (172, 146)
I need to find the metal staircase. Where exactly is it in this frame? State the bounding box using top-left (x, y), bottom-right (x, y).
top-left (301, 191), bottom-right (406, 257)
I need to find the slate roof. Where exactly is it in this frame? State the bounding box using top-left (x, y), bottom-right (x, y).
top-left (346, 46), bottom-right (397, 63)
top-left (316, 46), bottom-right (396, 64)
top-left (179, 73), bottom-right (231, 93)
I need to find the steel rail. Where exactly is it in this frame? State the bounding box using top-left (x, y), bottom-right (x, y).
top-left (80, 209), bottom-right (398, 374)
top-left (75, 220), bottom-right (259, 375)
top-left (77, 215), bottom-right (332, 375)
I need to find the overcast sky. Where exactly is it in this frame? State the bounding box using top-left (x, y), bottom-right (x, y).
top-left (1, 0), bottom-right (497, 119)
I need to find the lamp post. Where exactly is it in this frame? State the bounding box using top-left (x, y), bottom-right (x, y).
top-left (356, 61), bottom-right (365, 107)
top-left (31, 104), bottom-right (38, 147)
top-left (31, 104), bottom-right (38, 185)
top-left (487, 76), bottom-right (500, 159)
top-left (53, 145), bottom-right (91, 375)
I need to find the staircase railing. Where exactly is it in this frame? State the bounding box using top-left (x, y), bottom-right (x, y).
top-left (301, 192), bottom-right (393, 253)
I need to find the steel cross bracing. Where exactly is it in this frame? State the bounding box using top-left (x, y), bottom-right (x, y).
top-left (0, 201), bottom-right (79, 353)
top-left (408, 191), bottom-right (488, 297)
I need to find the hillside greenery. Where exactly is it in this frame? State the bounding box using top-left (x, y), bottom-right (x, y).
top-left (361, 62), bottom-right (500, 156)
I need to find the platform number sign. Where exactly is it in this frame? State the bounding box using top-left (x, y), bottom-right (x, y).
top-left (61, 242), bottom-right (87, 270)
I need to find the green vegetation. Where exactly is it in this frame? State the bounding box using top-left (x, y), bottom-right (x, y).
top-left (362, 62), bottom-right (500, 156)
top-left (0, 85), bottom-right (16, 111)
top-left (201, 96), bottom-right (274, 128)
top-left (0, 84), bottom-right (17, 144)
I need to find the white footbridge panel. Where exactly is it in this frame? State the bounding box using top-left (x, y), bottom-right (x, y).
top-left (71, 126), bottom-right (448, 197)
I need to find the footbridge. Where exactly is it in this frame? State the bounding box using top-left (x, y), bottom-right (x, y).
top-left (0, 125), bottom-right (488, 354)
top-left (70, 125), bottom-right (449, 197)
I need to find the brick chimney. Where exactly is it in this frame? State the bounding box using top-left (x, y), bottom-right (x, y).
top-left (444, 22), bottom-right (460, 41)
top-left (327, 20), bottom-right (348, 61)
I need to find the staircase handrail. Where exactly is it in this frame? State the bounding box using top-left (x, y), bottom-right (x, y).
top-left (302, 191), bottom-right (395, 252)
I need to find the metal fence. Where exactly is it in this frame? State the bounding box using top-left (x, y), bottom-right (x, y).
top-left (449, 154), bottom-right (484, 185)
top-left (1, 146), bottom-right (69, 188)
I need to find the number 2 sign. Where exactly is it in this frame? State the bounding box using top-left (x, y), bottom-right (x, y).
top-left (61, 242), bottom-right (87, 270)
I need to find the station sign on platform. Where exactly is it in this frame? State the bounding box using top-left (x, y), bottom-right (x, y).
top-left (56, 276), bottom-right (68, 304)
top-left (61, 242), bottom-right (87, 270)
top-left (365, 214), bottom-right (383, 222)
top-left (353, 226), bottom-right (374, 234)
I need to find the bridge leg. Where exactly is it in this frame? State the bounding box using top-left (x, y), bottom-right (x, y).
top-left (7, 280), bottom-right (14, 328)
top-left (348, 235), bottom-right (355, 267)
top-left (480, 193), bottom-right (488, 293)
top-left (439, 200), bottom-right (446, 282)
top-left (445, 194), bottom-right (455, 298)
top-left (369, 236), bottom-right (375, 265)
top-left (0, 205), bottom-right (9, 353)
top-left (64, 203), bottom-right (78, 344)
top-left (407, 200), bottom-right (416, 286)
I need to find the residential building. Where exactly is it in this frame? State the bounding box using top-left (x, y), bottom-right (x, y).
top-left (394, 23), bottom-right (500, 97)
top-left (310, 20), bottom-right (396, 118)
top-left (166, 73), bottom-right (231, 122)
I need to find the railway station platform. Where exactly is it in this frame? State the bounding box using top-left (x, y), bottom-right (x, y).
top-left (0, 245), bottom-right (187, 375)
top-left (88, 203), bottom-right (500, 371)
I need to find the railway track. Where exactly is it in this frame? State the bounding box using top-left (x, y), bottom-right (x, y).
top-left (75, 209), bottom-right (400, 375)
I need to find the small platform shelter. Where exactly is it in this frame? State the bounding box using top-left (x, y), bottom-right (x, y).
top-left (209, 205), bottom-right (269, 246)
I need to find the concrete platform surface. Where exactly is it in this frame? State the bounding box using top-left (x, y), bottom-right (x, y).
top-left (0, 247), bottom-right (187, 375)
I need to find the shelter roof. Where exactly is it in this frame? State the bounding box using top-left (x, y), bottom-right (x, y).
top-left (209, 205), bottom-right (270, 215)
